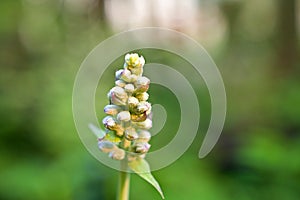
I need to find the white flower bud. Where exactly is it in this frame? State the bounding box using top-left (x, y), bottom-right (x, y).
top-left (136, 76), bottom-right (150, 86)
top-left (133, 118), bottom-right (152, 130)
top-left (130, 74), bottom-right (138, 82)
top-left (108, 86), bottom-right (128, 105)
top-left (125, 53), bottom-right (139, 67)
top-left (102, 116), bottom-right (124, 136)
top-left (135, 76), bottom-right (150, 93)
top-left (139, 56), bottom-right (145, 67)
top-left (145, 103), bottom-right (152, 115)
top-left (137, 102), bottom-right (151, 113)
top-left (115, 69), bottom-right (123, 79)
top-left (115, 80), bottom-right (126, 88)
top-left (134, 142), bottom-right (151, 153)
top-left (109, 148), bottom-right (125, 160)
top-left (110, 95), bottom-right (126, 105)
top-left (125, 53), bottom-right (145, 68)
top-left (112, 86), bottom-right (127, 99)
top-left (104, 105), bottom-right (120, 115)
top-left (128, 96), bottom-right (139, 107)
top-left (98, 140), bottom-right (117, 153)
top-left (117, 111), bottom-right (131, 122)
top-left (124, 53), bottom-right (132, 63)
top-left (102, 116), bottom-right (116, 128)
top-left (130, 67), bottom-right (143, 76)
top-left (124, 84), bottom-right (134, 93)
top-left (125, 127), bottom-right (138, 141)
top-left (137, 130), bottom-right (151, 142)
top-left (120, 69), bottom-right (132, 82)
top-left (128, 96), bottom-right (140, 115)
top-left (135, 92), bottom-right (149, 101)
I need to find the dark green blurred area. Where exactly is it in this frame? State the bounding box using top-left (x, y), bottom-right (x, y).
top-left (1, 0), bottom-right (300, 199)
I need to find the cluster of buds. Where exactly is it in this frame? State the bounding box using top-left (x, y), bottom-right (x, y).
top-left (98, 53), bottom-right (152, 161)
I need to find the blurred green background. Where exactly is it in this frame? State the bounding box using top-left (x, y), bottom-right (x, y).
top-left (1, 0), bottom-right (300, 199)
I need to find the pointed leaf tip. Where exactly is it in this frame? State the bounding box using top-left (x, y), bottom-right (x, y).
top-left (128, 158), bottom-right (165, 199)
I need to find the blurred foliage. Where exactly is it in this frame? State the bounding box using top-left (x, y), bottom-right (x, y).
top-left (0, 0), bottom-right (300, 199)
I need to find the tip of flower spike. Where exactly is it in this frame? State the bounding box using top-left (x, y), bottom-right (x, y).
top-left (100, 53), bottom-right (154, 161)
top-left (125, 53), bottom-right (145, 68)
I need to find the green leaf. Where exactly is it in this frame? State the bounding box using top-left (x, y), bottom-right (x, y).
top-left (128, 158), bottom-right (165, 199)
top-left (88, 123), bottom-right (106, 139)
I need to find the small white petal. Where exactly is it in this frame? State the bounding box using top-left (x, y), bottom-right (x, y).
top-left (136, 76), bottom-right (150, 86)
top-left (98, 140), bottom-right (116, 153)
top-left (125, 127), bottom-right (138, 141)
top-left (137, 130), bottom-right (151, 142)
top-left (136, 92), bottom-right (149, 101)
top-left (109, 148), bottom-right (125, 160)
top-left (115, 69), bottom-right (123, 79)
top-left (124, 84), bottom-right (135, 93)
top-left (104, 105), bottom-right (120, 115)
top-left (121, 69), bottom-right (132, 82)
top-left (133, 118), bottom-right (152, 130)
top-left (117, 111), bottom-right (131, 122)
top-left (139, 56), bottom-right (145, 67)
top-left (115, 80), bottom-right (126, 88)
top-left (128, 96), bottom-right (139, 106)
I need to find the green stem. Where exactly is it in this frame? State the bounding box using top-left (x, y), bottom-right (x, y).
top-left (118, 159), bottom-right (130, 200)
